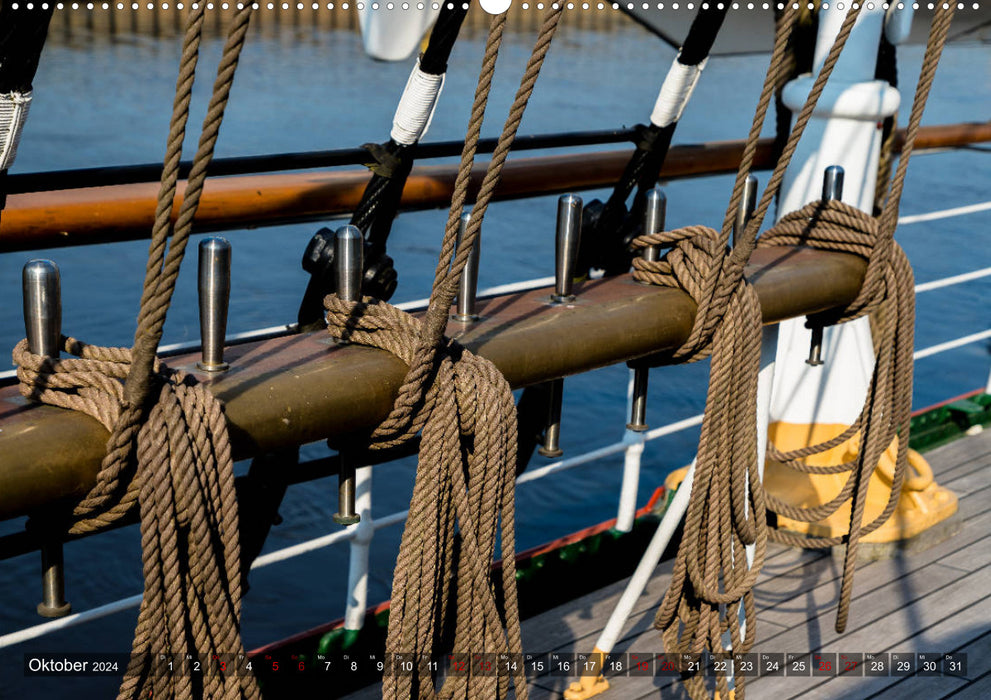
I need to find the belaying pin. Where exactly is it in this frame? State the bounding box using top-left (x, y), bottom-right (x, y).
top-left (552, 194), bottom-right (582, 303)
top-left (732, 173), bottom-right (758, 247)
top-left (23, 259), bottom-right (72, 618)
top-left (540, 195), bottom-right (582, 456)
top-left (333, 225), bottom-right (363, 525)
top-left (627, 188), bottom-right (666, 431)
top-left (334, 225), bottom-right (364, 306)
top-left (453, 212), bottom-right (480, 323)
top-left (807, 166), bottom-right (844, 367)
top-left (537, 378), bottom-right (565, 458)
top-left (197, 237), bottom-right (232, 372)
top-left (822, 164), bottom-right (844, 203)
top-left (637, 187), bottom-right (665, 274)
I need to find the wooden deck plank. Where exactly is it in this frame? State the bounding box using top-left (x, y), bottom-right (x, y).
top-left (866, 630), bottom-right (991, 700)
top-left (921, 428), bottom-right (991, 476)
top-left (937, 527), bottom-right (991, 572)
top-left (946, 670), bottom-right (991, 699)
top-left (519, 534), bottom-right (826, 655)
top-left (756, 517), bottom-right (990, 633)
top-left (939, 463), bottom-right (991, 497)
top-left (519, 558), bottom-right (675, 653)
top-left (343, 431), bottom-right (989, 700)
top-left (754, 480), bottom-right (989, 625)
top-left (743, 568), bottom-right (991, 697)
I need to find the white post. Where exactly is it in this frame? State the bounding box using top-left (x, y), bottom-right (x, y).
top-left (615, 369), bottom-right (644, 533)
top-left (771, 5), bottom-right (900, 431)
top-left (343, 466), bottom-right (374, 633)
top-left (600, 460), bottom-right (695, 650)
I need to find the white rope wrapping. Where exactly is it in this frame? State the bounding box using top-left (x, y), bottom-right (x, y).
top-left (0, 91), bottom-right (32, 171)
top-left (649, 56), bottom-right (707, 128)
top-left (390, 59), bottom-right (445, 146)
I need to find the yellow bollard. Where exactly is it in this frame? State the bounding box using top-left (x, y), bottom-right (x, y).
top-left (763, 422), bottom-right (958, 549)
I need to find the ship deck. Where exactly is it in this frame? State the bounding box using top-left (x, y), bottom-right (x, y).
top-left (346, 427), bottom-right (991, 699)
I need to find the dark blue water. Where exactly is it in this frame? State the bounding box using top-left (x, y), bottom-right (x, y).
top-left (0, 15), bottom-right (988, 698)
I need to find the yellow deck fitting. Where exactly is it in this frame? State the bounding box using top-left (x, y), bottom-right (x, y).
top-left (563, 650), bottom-right (609, 700)
top-left (763, 422), bottom-right (959, 547)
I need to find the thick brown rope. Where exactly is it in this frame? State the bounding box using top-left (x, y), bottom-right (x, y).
top-left (322, 8), bottom-right (562, 699)
top-left (13, 6), bottom-right (260, 699)
top-left (630, 6), bottom-right (861, 699)
top-left (629, 7), bottom-right (954, 698)
top-left (758, 6), bottom-right (956, 636)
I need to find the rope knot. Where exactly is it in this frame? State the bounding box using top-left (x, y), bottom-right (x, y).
top-left (631, 225), bottom-right (753, 363)
top-left (759, 197), bottom-right (902, 324)
top-left (12, 331), bottom-right (258, 697)
top-left (322, 284), bottom-right (525, 696)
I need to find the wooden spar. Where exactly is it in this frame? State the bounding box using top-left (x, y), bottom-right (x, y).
top-left (0, 246), bottom-right (866, 521)
top-left (1, 121), bottom-right (988, 252)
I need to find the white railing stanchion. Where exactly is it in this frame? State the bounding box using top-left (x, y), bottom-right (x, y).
top-left (615, 434), bottom-right (644, 533)
top-left (615, 368), bottom-right (644, 533)
top-left (580, 459), bottom-right (696, 673)
top-left (343, 466), bottom-right (375, 636)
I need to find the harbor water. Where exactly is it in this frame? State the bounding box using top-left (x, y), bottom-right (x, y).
top-left (0, 10), bottom-right (988, 697)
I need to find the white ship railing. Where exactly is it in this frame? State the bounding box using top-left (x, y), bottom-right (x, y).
top-left (1, 204), bottom-right (989, 650)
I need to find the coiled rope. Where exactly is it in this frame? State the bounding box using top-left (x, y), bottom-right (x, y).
top-left (630, 6), bottom-right (954, 699)
top-left (13, 5), bottom-right (259, 699)
top-left (322, 7), bottom-right (562, 699)
top-left (757, 4), bottom-right (956, 635)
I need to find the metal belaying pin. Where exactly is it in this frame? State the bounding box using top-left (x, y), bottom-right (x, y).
top-left (537, 378), bottom-right (564, 458)
top-left (806, 325), bottom-right (825, 367)
top-left (23, 260), bottom-right (61, 361)
top-left (732, 173), bottom-right (758, 247)
top-left (335, 225), bottom-right (364, 306)
top-left (197, 236), bottom-right (232, 372)
top-left (333, 225), bottom-right (363, 526)
top-left (807, 166), bottom-right (844, 367)
top-left (23, 259), bottom-right (72, 618)
top-left (552, 194), bottom-right (582, 303)
top-left (636, 186), bottom-right (665, 278)
top-left (538, 195), bottom-right (582, 457)
top-left (822, 164), bottom-right (845, 202)
top-left (453, 212), bottom-right (480, 323)
top-left (627, 188), bottom-right (666, 431)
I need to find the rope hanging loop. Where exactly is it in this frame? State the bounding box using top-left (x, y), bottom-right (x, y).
top-left (13, 5), bottom-right (263, 699)
top-left (320, 8), bottom-right (564, 699)
top-left (624, 6), bottom-right (956, 699)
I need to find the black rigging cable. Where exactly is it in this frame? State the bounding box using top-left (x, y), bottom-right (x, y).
top-left (577, 4), bottom-right (728, 277)
top-left (0, 3), bottom-right (55, 220)
top-left (296, 3), bottom-right (470, 329)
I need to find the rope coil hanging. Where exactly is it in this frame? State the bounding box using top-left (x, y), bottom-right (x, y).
top-left (322, 8), bottom-right (562, 699)
top-left (13, 5), bottom-right (260, 699)
top-left (628, 6), bottom-right (955, 699)
top-left (757, 4), bottom-right (956, 635)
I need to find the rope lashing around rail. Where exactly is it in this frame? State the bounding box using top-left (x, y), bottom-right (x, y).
top-left (630, 6), bottom-right (954, 699)
top-left (13, 5), bottom-right (260, 700)
top-left (322, 8), bottom-right (562, 699)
